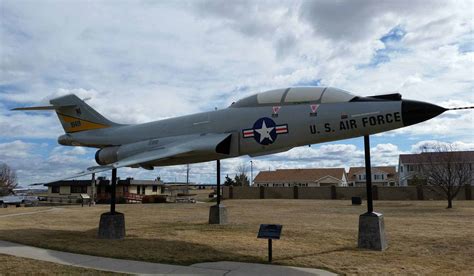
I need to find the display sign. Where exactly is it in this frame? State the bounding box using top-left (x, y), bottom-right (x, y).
top-left (257, 224), bottom-right (282, 240)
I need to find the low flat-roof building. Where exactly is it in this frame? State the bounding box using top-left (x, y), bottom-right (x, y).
top-left (347, 166), bottom-right (398, 187)
top-left (254, 168), bottom-right (348, 187)
top-left (45, 177), bottom-right (164, 203)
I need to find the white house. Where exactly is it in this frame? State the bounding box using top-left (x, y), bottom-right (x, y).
top-left (398, 151), bottom-right (474, 186)
top-left (347, 166), bottom-right (398, 187)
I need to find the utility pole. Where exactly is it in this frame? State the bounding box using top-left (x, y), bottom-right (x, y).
top-left (91, 173), bottom-right (95, 205)
top-left (186, 164), bottom-right (190, 194)
top-left (250, 160), bottom-right (253, 186)
top-left (186, 164), bottom-right (190, 184)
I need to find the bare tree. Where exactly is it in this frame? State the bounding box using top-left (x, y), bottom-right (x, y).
top-left (234, 162), bottom-right (250, 186)
top-left (0, 163), bottom-right (18, 196)
top-left (418, 144), bottom-right (472, 208)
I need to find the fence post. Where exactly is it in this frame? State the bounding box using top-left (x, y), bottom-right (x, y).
top-left (416, 185), bottom-right (424, 200)
top-left (466, 185), bottom-right (472, 200)
top-left (293, 186), bottom-right (298, 199)
top-left (331, 185), bottom-right (337, 199)
top-left (229, 186), bottom-right (233, 199)
top-left (260, 186), bottom-right (265, 199)
top-left (373, 185), bottom-right (379, 200)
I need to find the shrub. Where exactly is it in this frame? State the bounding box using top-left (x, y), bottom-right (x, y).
top-left (118, 197), bottom-right (126, 204)
top-left (142, 195), bottom-right (167, 203)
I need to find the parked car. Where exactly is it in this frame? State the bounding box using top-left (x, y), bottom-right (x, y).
top-left (0, 195), bottom-right (39, 207)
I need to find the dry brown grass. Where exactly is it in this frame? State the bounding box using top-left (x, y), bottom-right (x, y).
top-left (0, 200), bottom-right (473, 275)
top-left (0, 253), bottom-right (122, 275)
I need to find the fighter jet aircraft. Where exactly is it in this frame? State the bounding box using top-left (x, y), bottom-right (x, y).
top-left (13, 86), bottom-right (471, 180)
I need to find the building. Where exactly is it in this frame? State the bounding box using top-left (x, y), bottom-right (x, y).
top-left (45, 177), bottom-right (164, 203)
top-left (399, 151), bottom-right (474, 186)
top-left (253, 168), bottom-right (348, 187)
top-left (347, 166), bottom-right (398, 187)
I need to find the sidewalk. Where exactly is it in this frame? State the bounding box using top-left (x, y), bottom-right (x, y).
top-left (0, 240), bottom-right (336, 275)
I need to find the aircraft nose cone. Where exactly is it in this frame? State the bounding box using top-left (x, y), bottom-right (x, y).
top-left (402, 100), bottom-right (447, 126)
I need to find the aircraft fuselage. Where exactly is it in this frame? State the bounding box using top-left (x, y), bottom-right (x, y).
top-left (60, 100), bottom-right (411, 166)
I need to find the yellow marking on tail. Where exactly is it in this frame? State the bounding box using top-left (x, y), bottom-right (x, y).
top-left (58, 113), bottom-right (110, 133)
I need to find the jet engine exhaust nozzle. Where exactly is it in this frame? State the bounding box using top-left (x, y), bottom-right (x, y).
top-left (402, 100), bottom-right (447, 127)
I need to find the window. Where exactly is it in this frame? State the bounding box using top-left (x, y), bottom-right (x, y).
top-left (142, 186), bottom-right (146, 195)
top-left (52, 186), bottom-right (60, 193)
top-left (285, 87), bottom-right (325, 103)
top-left (374, 174), bottom-right (384, 180)
top-left (400, 166), bottom-right (404, 172)
top-left (257, 88), bottom-right (287, 104)
top-left (321, 87), bottom-right (356, 103)
top-left (153, 185), bottom-right (158, 192)
top-left (136, 186), bottom-right (140, 194)
top-left (71, 186), bottom-right (87, 193)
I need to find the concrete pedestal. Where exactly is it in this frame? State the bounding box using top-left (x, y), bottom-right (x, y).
top-left (358, 212), bottom-right (387, 251)
top-left (98, 212), bottom-right (125, 239)
top-left (208, 205), bottom-right (228, 224)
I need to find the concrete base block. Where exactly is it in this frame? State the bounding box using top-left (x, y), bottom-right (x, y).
top-left (208, 205), bottom-right (228, 224)
top-left (358, 212), bottom-right (387, 251)
top-left (98, 212), bottom-right (125, 239)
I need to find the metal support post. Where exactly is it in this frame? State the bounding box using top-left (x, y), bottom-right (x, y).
top-left (111, 168), bottom-right (117, 214)
top-left (216, 160), bottom-right (221, 206)
top-left (364, 135), bottom-right (373, 213)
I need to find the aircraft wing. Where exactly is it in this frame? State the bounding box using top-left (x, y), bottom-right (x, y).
top-left (31, 133), bottom-right (231, 185)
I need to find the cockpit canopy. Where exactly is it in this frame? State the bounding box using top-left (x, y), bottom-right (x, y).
top-left (230, 87), bottom-right (357, 108)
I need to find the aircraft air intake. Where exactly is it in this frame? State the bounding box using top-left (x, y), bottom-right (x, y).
top-left (95, 147), bottom-right (119, 165)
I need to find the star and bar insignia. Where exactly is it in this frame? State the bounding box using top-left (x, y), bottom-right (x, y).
top-left (243, 117), bottom-right (289, 145)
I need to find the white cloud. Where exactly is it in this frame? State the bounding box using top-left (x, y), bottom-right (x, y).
top-left (0, 0), bottom-right (472, 184)
top-left (0, 140), bottom-right (35, 158)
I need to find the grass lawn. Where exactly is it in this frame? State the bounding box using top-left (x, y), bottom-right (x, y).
top-left (0, 254), bottom-right (123, 275)
top-left (0, 200), bottom-right (473, 275)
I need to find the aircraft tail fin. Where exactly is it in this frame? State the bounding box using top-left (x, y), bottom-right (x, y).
top-left (12, 94), bottom-right (119, 133)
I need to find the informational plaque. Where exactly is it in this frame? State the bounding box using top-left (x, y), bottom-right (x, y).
top-left (257, 224), bottom-right (282, 240)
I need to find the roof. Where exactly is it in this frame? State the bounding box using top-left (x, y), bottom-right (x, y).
top-left (400, 151), bottom-right (474, 164)
top-left (45, 179), bottom-right (163, 187)
top-left (348, 166), bottom-right (397, 179)
top-left (254, 168), bottom-right (346, 183)
top-left (45, 180), bottom-right (90, 187)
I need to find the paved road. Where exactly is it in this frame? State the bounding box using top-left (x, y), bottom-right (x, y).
top-left (0, 240), bottom-right (336, 275)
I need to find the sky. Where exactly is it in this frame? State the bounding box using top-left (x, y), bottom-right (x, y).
top-left (0, 0), bottom-right (473, 185)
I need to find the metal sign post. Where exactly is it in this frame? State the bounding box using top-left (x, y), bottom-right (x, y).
top-left (257, 224), bottom-right (283, 263)
top-left (268, 239), bottom-right (272, 263)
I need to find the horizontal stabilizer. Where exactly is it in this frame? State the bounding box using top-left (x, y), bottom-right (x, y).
top-left (12, 94), bottom-right (119, 133)
top-left (11, 105), bottom-right (76, 111)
